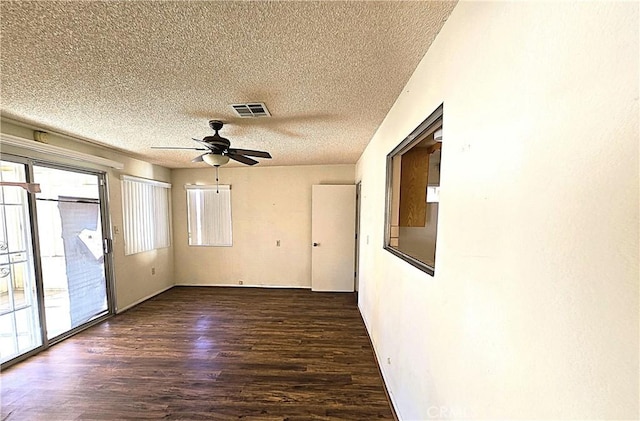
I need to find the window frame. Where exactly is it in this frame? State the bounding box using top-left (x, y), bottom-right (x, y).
top-left (383, 103), bottom-right (443, 276)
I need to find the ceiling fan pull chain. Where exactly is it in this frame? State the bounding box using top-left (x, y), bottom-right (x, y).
top-left (215, 166), bottom-right (219, 193)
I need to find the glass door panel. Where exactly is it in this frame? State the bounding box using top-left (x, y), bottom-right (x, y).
top-left (0, 161), bottom-right (42, 364)
top-left (34, 166), bottom-right (108, 340)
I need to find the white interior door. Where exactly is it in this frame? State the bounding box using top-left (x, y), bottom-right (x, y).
top-left (311, 185), bottom-right (356, 292)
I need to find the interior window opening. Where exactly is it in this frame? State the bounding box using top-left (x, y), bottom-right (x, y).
top-left (385, 104), bottom-right (443, 275)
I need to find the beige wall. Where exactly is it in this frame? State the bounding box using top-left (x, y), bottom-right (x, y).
top-left (172, 164), bottom-right (355, 287)
top-left (356, 2), bottom-right (638, 420)
top-left (0, 120), bottom-right (174, 311)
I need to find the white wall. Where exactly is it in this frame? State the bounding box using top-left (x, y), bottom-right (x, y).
top-left (172, 164), bottom-right (354, 287)
top-left (0, 120), bottom-right (174, 312)
top-left (356, 2), bottom-right (638, 420)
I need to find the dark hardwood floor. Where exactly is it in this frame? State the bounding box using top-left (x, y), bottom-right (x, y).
top-left (0, 287), bottom-right (393, 420)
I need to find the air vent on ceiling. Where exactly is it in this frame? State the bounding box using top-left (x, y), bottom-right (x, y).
top-left (231, 102), bottom-right (271, 118)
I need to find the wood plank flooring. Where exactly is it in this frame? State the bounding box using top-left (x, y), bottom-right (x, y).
top-left (0, 287), bottom-right (393, 420)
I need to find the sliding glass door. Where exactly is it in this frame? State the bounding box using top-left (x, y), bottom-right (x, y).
top-left (0, 161), bottom-right (42, 363)
top-left (0, 157), bottom-right (113, 366)
top-left (34, 165), bottom-right (109, 340)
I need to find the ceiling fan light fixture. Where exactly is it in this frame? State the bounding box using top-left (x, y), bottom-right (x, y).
top-left (202, 153), bottom-right (230, 167)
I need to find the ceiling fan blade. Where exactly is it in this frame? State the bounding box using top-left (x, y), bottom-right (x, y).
top-left (192, 154), bottom-right (207, 162)
top-left (193, 138), bottom-right (225, 152)
top-left (227, 153), bottom-right (258, 166)
top-left (152, 146), bottom-right (207, 150)
top-left (228, 148), bottom-right (272, 159)
top-left (192, 138), bottom-right (211, 147)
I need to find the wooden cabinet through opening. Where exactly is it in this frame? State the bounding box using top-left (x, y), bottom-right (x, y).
top-left (399, 147), bottom-right (429, 227)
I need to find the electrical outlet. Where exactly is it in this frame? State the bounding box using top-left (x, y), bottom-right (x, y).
top-left (276, 240), bottom-right (281, 247)
top-left (151, 267), bottom-right (156, 275)
top-left (387, 357), bottom-right (391, 365)
top-left (238, 280), bottom-right (243, 285)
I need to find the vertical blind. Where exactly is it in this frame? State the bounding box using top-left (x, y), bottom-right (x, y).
top-left (186, 185), bottom-right (232, 246)
top-left (121, 175), bottom-right (171, 255)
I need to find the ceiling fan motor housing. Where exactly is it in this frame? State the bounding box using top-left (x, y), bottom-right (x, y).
top-left (202, 135), bottom-right (230, 149)
top-left (204, 120), bottom-right (230, 151)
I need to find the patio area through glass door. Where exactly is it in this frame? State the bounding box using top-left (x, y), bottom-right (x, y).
top-left (0, 161), bottom-right (42, 364)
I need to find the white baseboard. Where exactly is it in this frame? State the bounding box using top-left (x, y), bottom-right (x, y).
top-left (359, 304), bottom-right (402, 421)
top-left (116, 284), bottom-right (174, 313)
top-left (174, 282), bottom-right (311, 289)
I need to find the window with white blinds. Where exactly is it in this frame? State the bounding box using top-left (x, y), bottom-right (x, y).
top-left (186, 185), bottom-right (232, 247)
top-left (121, 175), bottom-right (171, 255)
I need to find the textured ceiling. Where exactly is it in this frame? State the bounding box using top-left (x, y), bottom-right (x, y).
top-left (1, 1), bottom-right (456, 168)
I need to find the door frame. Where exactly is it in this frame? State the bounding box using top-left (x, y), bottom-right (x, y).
top-left (355, 181), bottom-right (362, 295)
top-left (0, 154), bottom-right (116, 369)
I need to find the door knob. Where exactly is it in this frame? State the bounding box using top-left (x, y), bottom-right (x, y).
top-left (313, 242), bottom-right (320, 247)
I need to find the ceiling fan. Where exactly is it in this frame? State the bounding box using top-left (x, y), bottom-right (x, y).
top-left (152, 120), bottom-right (272, 167)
